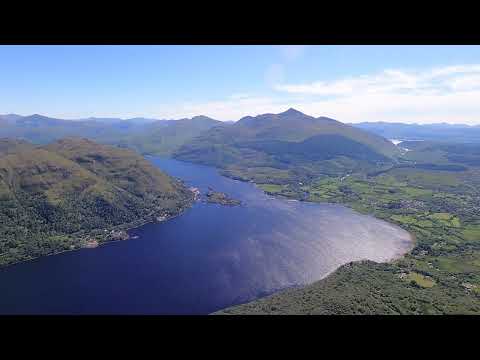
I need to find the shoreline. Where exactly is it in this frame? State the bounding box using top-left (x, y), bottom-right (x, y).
top-left (0, 195), bottom-right (195, 270)
top-left (205, 165), bottom-right (417, 314)
top-left (148, 157), bottom-right (417, 303)
top-left (220, 168), bottom-right (417, 255)
top-left (210, 228), bottom-right (416, 315)
top-left (173, 157), bottom-right (417, 262)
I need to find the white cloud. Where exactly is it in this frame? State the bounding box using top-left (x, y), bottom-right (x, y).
top-left (275, 64), bottom-right (480, 97)
top-left (268, 64), bottom-right (480, 124)
top-left (146, 64), bottom-right (480, 125)
top-left (295, 90), bottom-right (480, 124)
top-left (450, 75), bottom-right (480, 91)
top-left (154, 96), bottom-right (288, 122)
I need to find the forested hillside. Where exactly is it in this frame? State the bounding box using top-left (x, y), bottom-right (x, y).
top-left (0, 138), bottom-right (193, 267)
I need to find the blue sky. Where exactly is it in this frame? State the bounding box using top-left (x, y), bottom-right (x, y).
top-left (2, 45), bottom-right (480, 124)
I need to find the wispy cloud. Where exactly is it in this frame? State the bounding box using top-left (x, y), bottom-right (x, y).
top-left (151, 64), bottom-right (480, 125)
top-left (274, 64), bottom-right (480, 97)
top-left (155, 95), bottom-right (287, 122)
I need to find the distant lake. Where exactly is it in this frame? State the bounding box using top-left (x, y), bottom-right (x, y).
top-left (0, 157), bottom-right (412, 314)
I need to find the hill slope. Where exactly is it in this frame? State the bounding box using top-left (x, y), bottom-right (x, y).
top-left (0, 138), bottom-right (36, 156)
top-left (174, 109), bottom-right (399, 180)
top-left (117, 116), bottom-right (225, 156)
top-left (0, 138), bottom-right (193, 267)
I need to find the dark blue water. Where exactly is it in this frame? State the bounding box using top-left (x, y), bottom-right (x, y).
top-left (0, 157), bottom-right (412, 314)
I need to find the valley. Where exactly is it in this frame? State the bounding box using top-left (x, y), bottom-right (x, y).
top-left (0, 157), bottom-right (411, 314)
top-left (1, 109), bottom-right (480, 315)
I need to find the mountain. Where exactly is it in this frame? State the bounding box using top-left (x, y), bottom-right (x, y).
top-left (174, 109), bottom-right (399, 179)
top-left (0, 113), bottom-right (224, 156)
top-left (124, 117), bottom-right (161, 125)
top-left (353, 122), bottom-right (480, 143)
top-left (117, 115), bottom-right (226, 156)
top-left (0, 114), bottom-right (128, 144)
top-left (0, 114), bottom-right (24, 124)
top-left (0, 137), bottom-right (193, 267)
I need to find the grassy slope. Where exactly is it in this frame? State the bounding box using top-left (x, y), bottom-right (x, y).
top-left (43, 137), bottom-right (179, 197)
top-left (0, 138), bottom-right (193, 267)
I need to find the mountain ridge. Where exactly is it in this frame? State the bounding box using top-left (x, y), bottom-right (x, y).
top-left (0, 113), bottom-right (226, 155)
top-left (174, 109), bottom-right (399, 179)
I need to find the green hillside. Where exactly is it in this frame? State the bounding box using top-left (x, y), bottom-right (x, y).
top-left (0, 138), bottom-right (193, 267)
top-left (116, 116), bottom-right (224, 156)
top-left (174, 109), bottom-right (399, 179)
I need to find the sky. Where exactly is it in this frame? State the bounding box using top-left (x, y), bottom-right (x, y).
top-left (1, 45), bottom-right (480, 124)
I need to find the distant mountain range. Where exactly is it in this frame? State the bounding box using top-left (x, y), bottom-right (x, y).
top-left (0, 114), bottom-right (161, 125)
top-left (74, 117), bottom-right (160, 124)
top-left (0, 110), bottom-right (404, 178)
top-left (353, 122), bottom-right (480, 143)
top-left (4, 113), bottom-right (480, 148)
top-left (0, 113), bottom-right (224, 155)
top-left (13, 110), bottom-right (480, 179)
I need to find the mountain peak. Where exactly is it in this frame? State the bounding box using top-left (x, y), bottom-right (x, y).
top-left (280, 108), bottom-right (305, 116)
top-left (189, 115), bottom-right (221, 124)
top-left (191, 115), bottom-right (212, 121)
top-left (24, 114), bottom-right (52, 121)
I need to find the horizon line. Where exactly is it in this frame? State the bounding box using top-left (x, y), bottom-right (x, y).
top-left (1, 110), bottom-right (480, 127)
